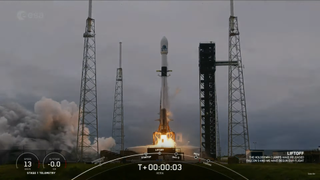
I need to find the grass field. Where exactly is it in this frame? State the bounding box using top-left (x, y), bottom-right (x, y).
top-left (1, 162), bottom-right (320, 180)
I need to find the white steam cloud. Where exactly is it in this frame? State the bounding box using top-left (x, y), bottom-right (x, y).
top-left (0, 97), bottom-right (115, 152)
top-left (95, 137), bottom-right (116, 151)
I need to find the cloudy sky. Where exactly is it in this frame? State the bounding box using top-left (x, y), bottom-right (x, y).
top-left (0, 1), bottom-right (319, 155)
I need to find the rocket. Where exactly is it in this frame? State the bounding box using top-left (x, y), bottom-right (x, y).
top-left (152, 36), bottom-right (176, 146)
top-left (156, 36), bottom-right (172, 134)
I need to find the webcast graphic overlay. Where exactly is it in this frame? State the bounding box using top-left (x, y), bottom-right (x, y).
top-left (72, 152), bottom-right (248, 180)
top-left (246, 150), bottom-right (305, 163)
top-left (42, 152), bottom-right (67, 171)
top-left (137, 163), bottom-right (183, 171)
top-left (15, 152), bottom-right (40, 171)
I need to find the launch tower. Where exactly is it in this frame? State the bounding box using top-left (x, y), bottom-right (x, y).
top-left (228, 0), bottom-right (250, 156)
top-left (112, 42), bottom-right (125, 153)
top-left (76, 0), bottom-right (99, 161)
top-left (199, 42), bottom-right (237, 159)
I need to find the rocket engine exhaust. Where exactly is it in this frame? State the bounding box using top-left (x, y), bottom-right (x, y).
top-left (152, 36), bottom-right (176, 148)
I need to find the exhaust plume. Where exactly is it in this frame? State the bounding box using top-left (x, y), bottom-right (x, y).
top-left (0, 97), bottom-right (115, 152)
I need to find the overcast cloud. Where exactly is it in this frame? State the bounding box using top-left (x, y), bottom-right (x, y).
top-left (0, 1), bottom-right (319, 155)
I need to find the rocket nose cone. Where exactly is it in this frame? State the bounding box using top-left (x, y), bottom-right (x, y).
top-left (161, 36), bottom-right (168, 46)
top-left (161, 36), bottom-right (168, 54)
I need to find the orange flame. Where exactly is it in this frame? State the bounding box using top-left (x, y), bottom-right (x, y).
top-left (153, 134), bottom-right (176, 148)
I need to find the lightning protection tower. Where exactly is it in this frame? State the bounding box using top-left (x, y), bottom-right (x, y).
top-left (76, 0), bottom-right (99, 161)
top-left (112, 42), bottom-right (124, 153)
top-left (228, 0), bottom-right (250, 157)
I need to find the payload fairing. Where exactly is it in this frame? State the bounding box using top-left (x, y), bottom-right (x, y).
top-left (153, 37), bottom-right (176, 147)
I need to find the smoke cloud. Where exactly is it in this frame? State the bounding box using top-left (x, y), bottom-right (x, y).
top-left (95, 137), bottom-right (116, 151)
top-left (0, 97), bottom-right (115, 152)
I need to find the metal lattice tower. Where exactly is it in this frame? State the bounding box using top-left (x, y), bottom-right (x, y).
top-left (199, 43), bottom-right (217, 159)
top-left (228, 0), bottom-right (250, 157)
top-left (76, 0), bottom-right (99, 161)
top-left (199, 42), bottom-right (236, 159)
top-left (112, 42), bottom-right (124, 153)
top-left (215, 85), bottom-right (221, 158)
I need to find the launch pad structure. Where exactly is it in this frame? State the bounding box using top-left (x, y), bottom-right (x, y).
top-left (199, 0), bottom-right (250, 159)
top-left (199, 43), bottom-right (237, 159)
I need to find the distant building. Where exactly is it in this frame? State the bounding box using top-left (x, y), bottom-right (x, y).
top-left (304, 150), bottom-right (320, 163)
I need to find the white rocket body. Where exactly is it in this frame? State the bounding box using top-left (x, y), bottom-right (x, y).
top-left (160, 36), bottom-right (168, 110)
top-left (159, 36), bottom-right (169, 134)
